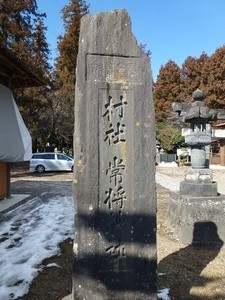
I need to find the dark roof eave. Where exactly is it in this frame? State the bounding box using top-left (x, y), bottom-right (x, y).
top-left (0, 47), bottom-right (48, 89)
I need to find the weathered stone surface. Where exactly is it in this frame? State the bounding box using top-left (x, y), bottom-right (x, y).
top-left (169, 89), bottom-right (224, 245)
top-left (185, 132), bottom-right (211, 146)
top-left (184, 168), bottom-right (213, 183)
top-left (73, 10), bottom-right (156, 300)
top-left (180, 181), bottom-right (218, 197)
top-left (173, 89), bottom-right (216, 169)
top-left (167, 191), bottom-right (225, 244)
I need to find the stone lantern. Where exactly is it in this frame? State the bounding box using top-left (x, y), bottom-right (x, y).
top-left (184, 89), bottom-right (216, 169)
top-left (167, 88), bottom-right (225, 245)
top-left (178, 89), bottom-right (217, 196)
top-left (172, 89), bottom-right (219, 196)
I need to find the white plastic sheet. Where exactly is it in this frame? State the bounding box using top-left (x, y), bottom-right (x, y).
top-left (0, 84), bottom-right (32, 162)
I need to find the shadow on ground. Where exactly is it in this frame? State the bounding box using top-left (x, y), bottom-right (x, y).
top-left (158, 215), bottom-right (225, 299)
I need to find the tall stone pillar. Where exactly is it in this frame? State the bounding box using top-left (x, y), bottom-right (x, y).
top-left (73, 9), bottom-right (156, 300)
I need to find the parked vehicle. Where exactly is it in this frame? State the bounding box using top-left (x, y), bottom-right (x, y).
top-left (30, 152), bottom-right (74, 173)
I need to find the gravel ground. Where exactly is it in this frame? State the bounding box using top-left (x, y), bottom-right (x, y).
top-left (7, 166), bottom-right (225, 299)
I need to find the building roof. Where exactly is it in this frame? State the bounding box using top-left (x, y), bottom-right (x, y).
top-left (214, 122), bottom-right (225, 128)
top-left (0, 47), bottom-right (46, 89)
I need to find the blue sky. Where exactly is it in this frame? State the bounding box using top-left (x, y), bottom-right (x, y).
top-left (37, 0), bottom-right (225, 81)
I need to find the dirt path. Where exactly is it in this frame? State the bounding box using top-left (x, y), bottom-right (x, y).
top-left (9, 168), bottom-right (225, 299)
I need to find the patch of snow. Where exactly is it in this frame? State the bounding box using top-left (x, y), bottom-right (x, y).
top-left (157, 288), bottom-right (171, 300)
top-left (46, 263), bottom-right (61, 268)
top-left (0, 172), bottom-right (181, 300)
top-left (0, 195), bottom-right (74, 300)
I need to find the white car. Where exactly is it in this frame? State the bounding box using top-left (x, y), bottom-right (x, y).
top-left (30, 152), bottom-right (74, 173)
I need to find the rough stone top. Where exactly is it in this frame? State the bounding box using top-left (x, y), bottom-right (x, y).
top-left (78, 9), bottom-right (141, 57)
top-left (76, 9), bottom-right (151, 86)
top-left (192, 89), bottom-right (205, 101)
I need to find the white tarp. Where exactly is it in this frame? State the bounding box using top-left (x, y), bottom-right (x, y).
top-left (0, 84), bottom-right (32, 162)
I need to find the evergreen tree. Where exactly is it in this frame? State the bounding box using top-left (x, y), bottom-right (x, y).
top-left (55, 0), bottom-right (89, 89)
top-left (31, 16), bottom-right (51, 77)
top-left (180, 52), bottom-right (209, 101)
top-left (0, 0), bottom-right (47, 74)
top-left (54, 0), bottom-right (89, 149)
top-left (153, 46), bottom-right (225, 152)
top-left (153, 60), bottom-right (182, 119)
top-left (0, 0), bottom-right (53, 152)
top-left (202, 45), bottom-right (225, 108)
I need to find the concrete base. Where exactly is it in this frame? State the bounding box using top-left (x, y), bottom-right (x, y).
top-left (180, 168), bottom-right (218, 197)
top-left (180, 181), bottom-right (218, 197)
top-left (0, 194), bottom-right (31, 213)
top-left (167, 191), bottom-right (225, 245)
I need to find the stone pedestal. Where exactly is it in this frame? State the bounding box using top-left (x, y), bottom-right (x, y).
top-left (167, 191), bottom-right (225, 244)
top-left (180, 169), bottom-right (218, 197)
top-left (166, 167), bottom-right (225, 244)
top-left (180, 181), bottom-right (218, 197)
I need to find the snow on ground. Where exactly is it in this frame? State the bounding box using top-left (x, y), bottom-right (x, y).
top-left (0, 195), bottom-right (74, 300)
top-left (0, 171), bottom-right (176, 300)
top-left (157, 288), bottom-right (170, 300)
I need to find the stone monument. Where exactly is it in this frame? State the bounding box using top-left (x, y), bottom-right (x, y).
top-left (73, 10), bottom-right (156, 299)
top-left (176, 89), bottom-right (218, 197)
top-left (167, 89), bottom-right (225, 244)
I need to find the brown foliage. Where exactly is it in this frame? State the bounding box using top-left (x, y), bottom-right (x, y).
top-left (180, 53), bottom-right (209, 101)
top-left (203, 46), bottom-right (225, 108)
top-left (55, 0), bottom-right (89, 88)
top-left (153, 47), bottom-right (225, 120)
top-left (53, 0), bottom-right (89, 149)
top-left (153, 60), bottom-right (183, 119)
top-left (0, 0), bottom-right (53, 151)
top-left (0, 0), bottom-right (50, 78)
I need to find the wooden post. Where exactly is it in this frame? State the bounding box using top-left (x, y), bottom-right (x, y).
top-left (220, 140), bottom-right (225, 166)
top-left (0, 162), bottom-right (10, 199)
